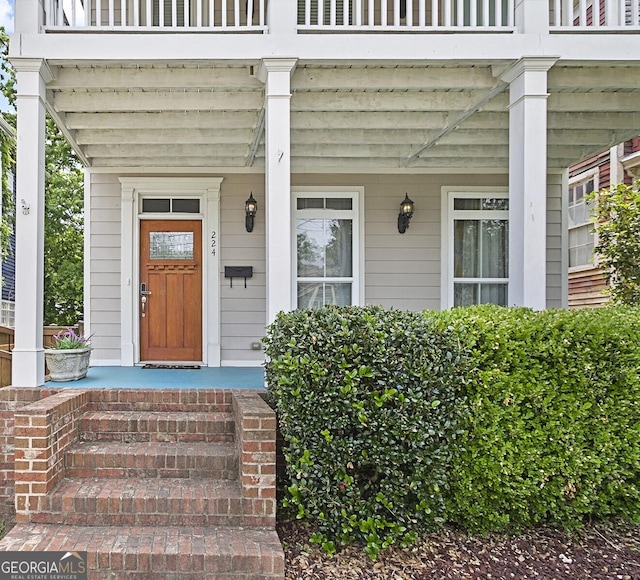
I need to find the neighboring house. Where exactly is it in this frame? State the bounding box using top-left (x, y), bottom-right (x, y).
top-left (7, 0), bottom-right (640, 386)
top-left (0, 116), bottom-right (15, 328)
top-left (568, 137), bottom-right (640, 308)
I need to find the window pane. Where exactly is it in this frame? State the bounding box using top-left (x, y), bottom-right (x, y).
top-left (454, 283), bottom-right (478, 307)
top-left (482, 198), bottom-right (509, 210)
top-left (326, 198), bottom-right (353, 210)
top-left (480, 283), bottom-right (508, 305)
top-left (142, 199), bottom-right (171, 213)
top-left (172, 199), bottom-right (200, 213)
top-left (454, 198), bottom-right (481, 210)
top-left (298, 282), bottom-right (352, 308)
top-left (297, 219), bottom-right (325, 276)
top-left (325, 219), bottom-right (352, 277)
top-left (149, 232), bottom-right (194, 260)
top-left (480, 219), bottom-right (508, 278)
top-left (297, 198), bottom-right (324, 209)
top-left (297, 218), bottom-right (353, 278)
top-left (454, 220), bottom-right (479, 277)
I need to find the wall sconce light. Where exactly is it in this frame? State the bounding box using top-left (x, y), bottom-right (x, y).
top-left (245, 193), bottom-right (257, 232)
top-left (397, 193), bottom-right (414, 234)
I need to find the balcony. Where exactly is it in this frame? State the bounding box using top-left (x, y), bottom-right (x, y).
top-left (40, 0), bottom-right (640, 32)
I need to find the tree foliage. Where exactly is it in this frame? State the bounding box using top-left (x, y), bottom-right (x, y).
top-left (591, 182), bottom-right (640, 305)
top-left (0, 26), bottom-right (84, 324)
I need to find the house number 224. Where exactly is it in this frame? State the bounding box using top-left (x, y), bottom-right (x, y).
top-left (211, 231), bottom-right (217, 256)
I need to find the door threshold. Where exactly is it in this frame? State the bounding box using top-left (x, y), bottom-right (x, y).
top-left (140, 362), bottom-right (203, 370)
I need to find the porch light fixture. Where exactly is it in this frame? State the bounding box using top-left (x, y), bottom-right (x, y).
top-left (245, 193), bottom-right (257, 232)
top-left (397, 193), bottom-right (414, 234)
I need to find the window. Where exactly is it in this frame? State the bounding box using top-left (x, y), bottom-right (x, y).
top-left (294, 191), bottom-right (361, 309)
top-left (568, 174), bottom-right (596, 268)
top-left (443, 190), bottom-right (509, 308)
top-left (141, 198), bottom-right (200, 214)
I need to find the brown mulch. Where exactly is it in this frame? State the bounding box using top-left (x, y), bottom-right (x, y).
top-left (278, 521), bottom-right (640, 579)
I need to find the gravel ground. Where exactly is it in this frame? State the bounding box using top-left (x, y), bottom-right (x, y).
top-left (278, 522), bottom-right (640, 579)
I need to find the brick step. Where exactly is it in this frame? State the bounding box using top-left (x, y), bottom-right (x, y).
top-left (87, 388), bottom-right (233, 414)
top-left (79, 411), bottom-right (235, 443)
top-left (32, 478), bottom-right (273, 527)
top-left (0, 523), bottom-right (284, 579)
top-left (65, 441), bottom-right (238, 480)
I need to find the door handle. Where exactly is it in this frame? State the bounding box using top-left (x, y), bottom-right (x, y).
top-left (140, 283), bottom-right (152, 317)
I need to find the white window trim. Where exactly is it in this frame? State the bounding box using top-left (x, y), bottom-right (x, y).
top-left (291, 187), bottom-right (365, 309)
top-left (568, 168), bottom-right (598, 272)
top-left (118, 177), bottom-right (222, 367)
top-left (441, 186), bottom-right (509, 309)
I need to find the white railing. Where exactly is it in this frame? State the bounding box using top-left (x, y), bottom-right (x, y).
top-left (43, 0), bottom-right (640, 31)
top-left (297, 0), bottom-right (515, 29)
top-left (47, 0), bottom-right (267, 29)
top-left (551, 0), bottom-right (639, 27)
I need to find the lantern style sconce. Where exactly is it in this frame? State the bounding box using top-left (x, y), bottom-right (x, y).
top-left (397, 193), bottom-right (414, 234)
top-left (245, 193), bottom-right (257, 232)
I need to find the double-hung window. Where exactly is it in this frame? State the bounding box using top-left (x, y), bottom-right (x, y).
top-left (443, 190), bottom-right (509, 308)
top-left (568, 173), bottom-right (596, 269)
top-left (293, 191), bottom-right (361, 309)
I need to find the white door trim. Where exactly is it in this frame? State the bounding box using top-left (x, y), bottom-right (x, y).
top-left (118, 177), bottom-right (223, 367)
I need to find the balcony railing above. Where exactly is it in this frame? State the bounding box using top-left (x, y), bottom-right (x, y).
top-left (44, 0), bottom-right (640, 31)
top-left (47, 0), bottom-right (267, 30)
top-left (551, 0), bottom-right (639, 27)
top-left (297, 0), bottom-right (514, 29)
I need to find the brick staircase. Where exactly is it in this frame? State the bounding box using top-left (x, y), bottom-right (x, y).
top-left (0, 388), bottom-right (284, 579)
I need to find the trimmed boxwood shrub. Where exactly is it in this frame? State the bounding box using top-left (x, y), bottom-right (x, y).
top-left (431, 305), bottom-right (640, 533)
top-left (264, 306), bottom-right (469, 558)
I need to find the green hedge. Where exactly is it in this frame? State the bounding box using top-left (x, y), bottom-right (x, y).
top-left (264, 306), bottom-right (468, 558)
top-left (265, 305), bottom-right (640, 553)
top-left (431, 305), bottom-right (640, 532)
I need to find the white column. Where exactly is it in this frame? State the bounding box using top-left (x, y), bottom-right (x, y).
top-left (11, 59), bottom-right (52, 387)
top-left (259, 58), bottom-right (297, 324)
top-left (514, 0), bottom-right (549, 32)
top-left (14, 0), bottom-right (46, 34)
top-left (501, 57), bottom-right (557, 310)
top-left (120, 183), bottom-right (135, 366)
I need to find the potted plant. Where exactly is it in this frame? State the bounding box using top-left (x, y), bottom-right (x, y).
top-left (44, 328), bottom-right (92, 381)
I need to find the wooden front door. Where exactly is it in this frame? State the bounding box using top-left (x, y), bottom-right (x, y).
top-left (139, 220), bottom-right (202, 362)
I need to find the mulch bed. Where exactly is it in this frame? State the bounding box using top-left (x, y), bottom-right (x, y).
top-left (278, 521), bottom-right (640, 579)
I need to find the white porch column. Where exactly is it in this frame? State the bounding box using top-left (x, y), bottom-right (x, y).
top-left (11, 59), bottom-right (52, 387)
top-left (259, 58), bottom-right (297, 324)
top-left (501, 57), bottom-right (557, 310)
top-left (514, 0), bottom-right (549, 33)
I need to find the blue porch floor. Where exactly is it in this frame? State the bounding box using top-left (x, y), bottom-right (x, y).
top-left (46, 365), bottom-right (266, 390)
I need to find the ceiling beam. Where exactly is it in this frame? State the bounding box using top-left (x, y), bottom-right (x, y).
top-left (548, 92), bottom-right (640, 112)
top-left (292, 90), bottom-right (509, 112)
top-left (548, 66), bottom-right (640, 91)
top-left (65, 110), bottom-right (259, 129)
top-left (89, 156), bottom-right (249, 167)
top-left (292, 65), bottom-right (498, 90)
top-left (84, 143), bottom-right (249, 158)
top-left (49, 65), bottom-right (262, 90)
top-left (75, 128), bottom-right (254, 145)
top-left (52, 90), bottom-right (263, 112)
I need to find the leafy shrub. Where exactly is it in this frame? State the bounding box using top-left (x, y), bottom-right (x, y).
top-left (432, 305), bottom-right (640, 532)
top-left (590, 182), bottom-right (640, 305)
top-left (264, 306), bottom-right (468, 558)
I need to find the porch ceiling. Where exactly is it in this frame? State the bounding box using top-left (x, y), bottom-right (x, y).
top-left (46, 61), bottom-right (640, 172)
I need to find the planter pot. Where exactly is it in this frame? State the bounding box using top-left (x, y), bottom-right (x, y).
top-left (44, 347), bottom-right (91, 382)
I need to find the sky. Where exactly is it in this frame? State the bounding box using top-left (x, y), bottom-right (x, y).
top-left (0, 0), bottom-right (13, 113)
top-left (0, 0), bottom-right (13, 33)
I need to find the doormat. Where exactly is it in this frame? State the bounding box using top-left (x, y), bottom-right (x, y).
top-left (142, 364), bottom-right (201, 370)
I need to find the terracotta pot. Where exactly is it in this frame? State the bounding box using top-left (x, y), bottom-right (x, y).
top-left (44, 347), bottom-right (91, 381)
